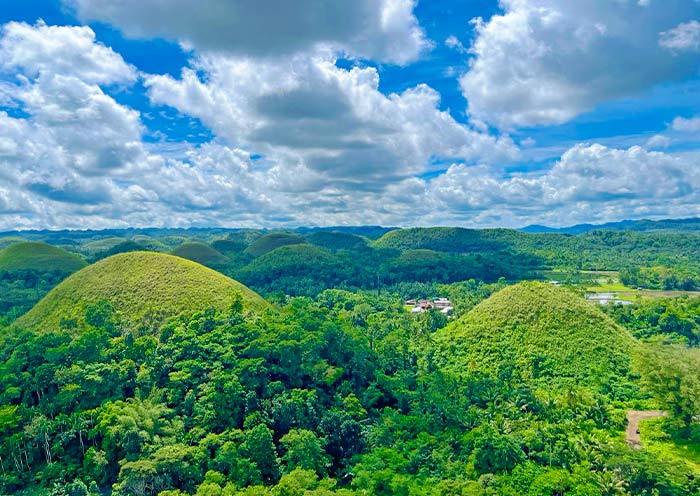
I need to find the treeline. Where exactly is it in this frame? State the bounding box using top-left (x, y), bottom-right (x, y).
top-left (620, 265), bottom-right (700, 291)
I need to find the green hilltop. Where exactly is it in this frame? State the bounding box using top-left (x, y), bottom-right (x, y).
top-left (433, 281), bottom-right (637, 386)
top-left (15, 251), bottom-right (268, 331)
top-left (0, 241), bottom-right (87, 274)
top-left (171, 242), bottom-right (230, 266)
top-left (245, 233), bottom-right (308, 257)
top-left (306, 231), bottom-right (367, 251)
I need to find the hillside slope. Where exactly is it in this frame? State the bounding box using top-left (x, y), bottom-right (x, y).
top-left (171, 242), bottom-right (230, 266)
top-left (0, 242), bottom-right (86, 274)
top-left (433, 281), bottom-right (636, 385)
top-left (16, 252), bottom-right (268, 331)
top-left (245, 233), bottom-right (307, 257)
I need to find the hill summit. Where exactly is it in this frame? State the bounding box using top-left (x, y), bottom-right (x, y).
top-left (433, 281), bottom-right (636, 385)
top-left (15, 252), bottom-right (267, 331)
top-left (0, 242), bottom-right (86, 274)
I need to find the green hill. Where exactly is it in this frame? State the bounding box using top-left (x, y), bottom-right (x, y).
top-left (239, 244), bottom-right (358, 295)
top-left (306, 231), bottom-right (367, 251)
top-left (373, 227), bottom-right (521, 253)
top-left (433, 281), bottom-right (636, 386)
top-left (171, 242), bottom-right (230, 266)
top-left (245, 233), bottom-right (308, 257)
top-left (0, 242), bottom-right (87, 274)
top-left (15, 252), bottom-right (268, 331)
top-left (211, 239), bottom-right (247, 255)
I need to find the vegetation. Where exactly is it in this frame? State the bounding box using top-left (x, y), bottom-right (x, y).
top-left (0, 242), bottom-right (86, 274)
top-left (15, 252), bottom-right (268, 332)
top-left (1, 225), bottom-right (700, 494)
top-left (433, 282), bottom-right (637, 387)
top-left (171, 242), bottom-right (230, 267)
top-left (244, 234), bottom-right (308, 257)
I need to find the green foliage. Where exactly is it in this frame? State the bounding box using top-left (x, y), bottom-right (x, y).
top-left (305, 232), bottom-right (367, 251)
top-left (434, 282), bottom-right (636, 387)
top-left (15, 252), bottom-right (268, 332)
top-left (245, 234), bottom-right (308, 258)
top-left (1, 236), bottom-right (700, 496)
top-left (0, 242), bottom-right (86, 274)
top-left (171, 243), bottom-right (231, 267)
top-left (238, 245), bottom-right (361, 296)
top-left (635, 344), bottom-right (700, 432)
top-left (620, 265), bottom-right (700, 291)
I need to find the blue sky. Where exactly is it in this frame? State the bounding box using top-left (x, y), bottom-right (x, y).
top-left (1, 0), bottom-right (700, 229)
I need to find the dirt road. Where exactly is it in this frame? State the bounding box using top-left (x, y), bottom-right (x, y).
top-left (626, 410), bottom-right (667, 448)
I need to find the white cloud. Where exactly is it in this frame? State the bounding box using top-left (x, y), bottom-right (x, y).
top-left (460, 0), bottom-right (700, 128)
top-left (445, 35), bottom-right (467, 53)
top-left (0, 21), bottom-right (136, 84)
top-left (64, 0), bottom-right (429, 65)
top-left (419, 143), bottom-right (700, 226)
top-left (672, 115), bottom-right (700, 132)
top-left (660, 20), bottom-right (700, 53)
top-left (143, 51), bottom-right (519, 192)
top-left (645, 134), bottom-right (671, 149)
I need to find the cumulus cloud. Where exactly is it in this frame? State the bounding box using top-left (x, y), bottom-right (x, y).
top-left (0, 21), bottom-right (136, 84)
top-left (672, 115), bottom-right (700, 132)
top-left (418, 143), bottom-right (700, 226)
top-left (143, 51), bottom-right (519, 193)
top-left (460, 0), bottom-right (700, 128)
top-left (660, 20), bottom-right (700, 53)
top-left (63, 0), bottom-right (429, 64)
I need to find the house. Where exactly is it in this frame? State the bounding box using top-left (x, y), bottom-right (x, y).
top-left (407, 297), bottom-right (454, 315)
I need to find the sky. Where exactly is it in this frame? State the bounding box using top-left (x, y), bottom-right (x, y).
top-left (1, 0), bottom-right (700, 230)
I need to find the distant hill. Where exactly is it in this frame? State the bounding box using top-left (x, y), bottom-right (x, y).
top-left (520, 217), bottom-right (700, 234)
top-left (239, 244), bottom-right (358, 295)
top-left (296, 226), bottom-right (395, 240)
top-left (433, 281), bottom-right (636, 386)
top-left (244, 233), bottom-right (308, 257)
top-left (211, 239), bottom-right (248, 255)
top-left (0, 242), bottom-right (87, 274)
top-left (306, 231), bottom-right (367, 251)
top-left (373, 227), bottom-right (527, 254)
top-left (171, 242), bottom-right (230, 266)
top-left (15, 252), bottom-right (268, 331)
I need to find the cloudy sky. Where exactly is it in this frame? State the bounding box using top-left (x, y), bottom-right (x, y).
top-left (1, 0), bottom-right (700, 230)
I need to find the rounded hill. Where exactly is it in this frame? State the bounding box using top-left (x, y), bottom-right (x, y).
top-left (244, 233), bottom-right (307, 257)
top-left (239, 244), bottom-right (357, 296)
top-left (0, 242), bottom-right (87, 274)
top-left (306, 231), bottom-right (367, 251)
top-left (15, 252), bottom-right (268, 331)
top-left (171, 242), bottom-right (230, 266)
top-left (433, 281), bottom-right (636, 385)
top-left (373, 227), bottom-right (520, 253)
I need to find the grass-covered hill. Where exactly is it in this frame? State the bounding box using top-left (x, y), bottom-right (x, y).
top-left (306, 231), bottom-right (367, 251)
top-left (211, 239), bottom-right (248, 255)
top-left (239, 244), bottom-right (363, 296)
top-left (244, 233), bottom-right (308, 257)
top-left (434, 281), bottom-right (637, 386)
top-left (0, 242), bottom-right (87, 274)
top-left (15, 252), bottom-right (268, 331)
top-left (171, 242), bottom-right (230, 266)
top-left (373, 227), bottom-right (521, 253)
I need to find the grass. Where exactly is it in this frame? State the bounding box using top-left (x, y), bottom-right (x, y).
top-left (15, 252), bottom-right (268, 332)
top-left (245, 233), bottom-right (308, 257)
top-left (171, 242), bottom-right (230, 266)
top-left (641, 418), bottom-right (700, 472)
top-left (0, 242), bottom-right (87, 274)
top-left (433, 281), bottom-right (637, 386)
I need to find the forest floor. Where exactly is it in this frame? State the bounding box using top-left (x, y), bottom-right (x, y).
top-left (626, 410), bottom-right (667, 448)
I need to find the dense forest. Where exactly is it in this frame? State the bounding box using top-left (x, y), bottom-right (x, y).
top-left (0, 224), bottom-right (699, 495)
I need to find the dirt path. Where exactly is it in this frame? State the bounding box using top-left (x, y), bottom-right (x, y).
top-left (626, 410), bottom-right (667, 448)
